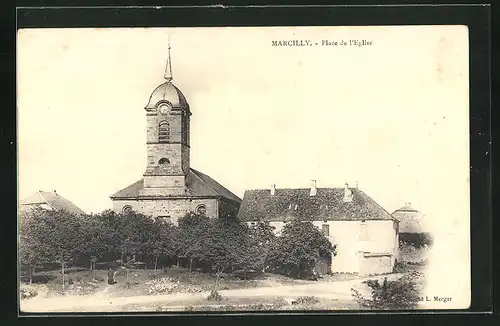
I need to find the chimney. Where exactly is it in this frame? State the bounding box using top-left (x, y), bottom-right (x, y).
top-left (343, 182), bottom-right (353, 202)
top-left (310, 180), bottom-right (317, 196)
top-left (270, 184), bottom-right (276, 196)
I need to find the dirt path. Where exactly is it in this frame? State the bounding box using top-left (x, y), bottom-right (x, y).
top-left (20, 273), bottom-right (404, 312)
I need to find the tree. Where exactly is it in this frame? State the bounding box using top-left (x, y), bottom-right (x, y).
top-left (176, 213), bottom-right (212, 272)
top-left (266, 219), bottom-right (336, 279)
top-left (113, 212), bottom-right (153, 283)
top-left (99, 211), bottom-right (151, 264)
top-left (51, 211), bottom-right (86, 291)
top-left (142, 217), bottom-right (178, 274)
top-left (94, 210), bottom-right (123, 262)
top-left (203, 216), bottom-right (256, 290)
top-left (247, 221), bottom-right (276, 272)
top-left (79, 213), bottom-right (115, 278)
top-left (19, 208), bottom-right (89, 289)
top-left (19, 208), bottom-right (57, 284)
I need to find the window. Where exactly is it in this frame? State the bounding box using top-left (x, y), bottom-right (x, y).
top-left (158, 121), bottom-right (170, 142)
top-left (122, 205), bottom-right (133, 215)
top-left (196, 205), bottom-right (207, 216)
top-left (159, 157), bottom-right (170, 165)
top-left (322, 224), bottom-right (330, 237)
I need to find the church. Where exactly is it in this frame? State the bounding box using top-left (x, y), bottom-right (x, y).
top-left (110, 45), bottom-right (241, 223)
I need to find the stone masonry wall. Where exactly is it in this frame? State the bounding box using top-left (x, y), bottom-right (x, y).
top-left (112, 198), bottom-right (219, 225)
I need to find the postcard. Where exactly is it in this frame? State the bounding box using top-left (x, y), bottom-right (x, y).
top-left (18, 25), bottom-right (470, 312)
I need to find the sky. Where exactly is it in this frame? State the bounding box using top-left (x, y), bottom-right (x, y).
top-left (17, 26), bottom-right (469, 216)
top-left (18, 25), bottom-right (470, 308)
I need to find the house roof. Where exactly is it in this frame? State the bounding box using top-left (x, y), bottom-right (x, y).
top-left (237, 187), bottom-right (395, 222)
top-left (393, 204), bottom-right (419, 213)
top-left (109, 168), bottom-right (241, 203)
top-left (20, 191), bottom-right (86, 215)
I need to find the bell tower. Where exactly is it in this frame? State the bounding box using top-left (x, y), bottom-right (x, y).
top-left (139, 40), bottom-right (191, 197)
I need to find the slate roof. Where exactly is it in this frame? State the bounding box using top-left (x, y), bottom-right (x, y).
top-left (393, 204), bottom-right (419, 213)
top-left (20, 191), bottom-right (86, 215)
top-left (109, 168), bottom-right (241, 203)
top-left (145, 81), bottom-right (189, 110)
top-left (237, 187), bottom-right (395, 222)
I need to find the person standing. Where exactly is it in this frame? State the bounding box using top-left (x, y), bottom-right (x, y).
top-left (108, 267), bottom-right (117, 285)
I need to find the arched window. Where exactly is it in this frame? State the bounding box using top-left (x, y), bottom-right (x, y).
top-left (159, 157), bottom-right (170, 165)
top-left (122, 205), bottom-right (133, 215)
top-left (196, 205), bottom-right (207, 216)
top-left (158, 121), bottom-right (170, 142)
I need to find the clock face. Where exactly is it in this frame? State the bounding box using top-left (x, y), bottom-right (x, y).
top-left (158, 103), bottom-right (171, 115)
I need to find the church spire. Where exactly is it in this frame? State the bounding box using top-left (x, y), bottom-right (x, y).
top-left (164, 34), bottom-right (173, 82)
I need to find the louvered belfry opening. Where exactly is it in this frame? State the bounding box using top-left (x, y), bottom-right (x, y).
top-left (158, 120), bottom-right (170, 142)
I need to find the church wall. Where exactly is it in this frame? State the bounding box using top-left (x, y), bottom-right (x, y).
top-left (142, 175), bottom-right (186, 190)
top-left (146, 114), bottom-right (183, 143)
top-left (111, 197), bottom-right (219, 225)
top-left (112, 199), bottom-right (140, 216)
top-left (146, 143), bottom-right (184, 174)
top-left (181, 147), bottom-right (190, 174)
top-left (218, 198), bottom-right (241, 218)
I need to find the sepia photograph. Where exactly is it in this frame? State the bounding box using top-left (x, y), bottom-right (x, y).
top-left (17, 25), bottom-right (470, 313)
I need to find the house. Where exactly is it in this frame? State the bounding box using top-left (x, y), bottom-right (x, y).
top-left (109, 42), bottom-right (241, 223)
top-left (19, 190), bottom-right (86, 215)
top-left (392, 203), bottom-right (432, 261)
top-left (237, 181), bottom-right (399, 276)
top-left (392, 202), bottom-right (427, 234)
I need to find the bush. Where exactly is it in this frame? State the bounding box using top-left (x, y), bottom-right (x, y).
top-left (394, 260), bottom-right (427, 273)
top-left (123, 281), bottom-right (135, 289)
top-left (185, 299), bottom-right (288, 312)
top-left (20, 287), bottom-right (38, 300)
top-left (270, 297), bottom-right (288, 308)
top-left (292, 296), bottom-right (320, 305)
top-left (399, 233), bottom-right (433, 249)
top-left (351, 274), bottom-right (421, 310)
top-left (64, 278), bottom-right (101, 296)
top-left (146, 277), bottom-right (179, 295)
top-left (206, 290), bottom-right (223, 301)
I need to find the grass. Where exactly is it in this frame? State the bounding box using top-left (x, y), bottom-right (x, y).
top-left (21, 263), bottom-right (409, 312)
top-left (20, 265), bottom-right (313, 299)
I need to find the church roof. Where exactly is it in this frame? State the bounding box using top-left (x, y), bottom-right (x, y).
top-left (109, 168), bottom-right (241, 203)
top-left (20, 190), bottom-right (86, 215)
top-left (237, 187), bottom-right (395, 222)
top-left (145, 81), bottom-right (189, 110)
